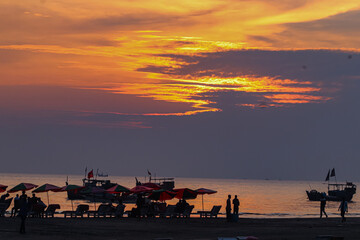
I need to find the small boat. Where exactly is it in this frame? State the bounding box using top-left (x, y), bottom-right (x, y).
top-left (306, 168), bottom-right (356, 202)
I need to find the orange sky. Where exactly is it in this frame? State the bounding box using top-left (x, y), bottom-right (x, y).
top-left (1, 0), bottom-right (360, 119)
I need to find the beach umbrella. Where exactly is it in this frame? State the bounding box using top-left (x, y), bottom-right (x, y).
top-left (174, 188), bottom-right (198, 200)
top-left (141, 183), bottom-right (161, 190)
top-left (130, 185), bottom-right (153, 194)
top-left (196, 188), bottom-right (217, 211)
top-left (32, 183), bottom-right (60, 205)
top-left (0, 184), bottom-right (8, 193)
top-left (8, 183), bottom-right (38, 193)
top-left (148, 189), bottom-right (176, 201)
top-left (106, 184), bottom-right (130, 194)
top-left (80, 186), bottom-right (106, 210)
top-left (55, 185), bottom-right (84, 211)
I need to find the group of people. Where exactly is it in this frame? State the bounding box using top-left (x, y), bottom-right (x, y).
top-left (226, 195), bottom-right (239, 221)
top-left (1, 191), bottom-right (48, 233)
top-left (320, 196), bottom-right (348, 222)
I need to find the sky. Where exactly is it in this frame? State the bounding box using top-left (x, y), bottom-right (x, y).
top-left (1, 0), bottom-right (360, 180)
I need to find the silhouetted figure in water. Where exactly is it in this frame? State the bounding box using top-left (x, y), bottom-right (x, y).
top-left (233, 195), bottom-right (240, 215)
top-left (226, 195), bottom-right (231, 221)
top-left (320, 196), bottom-right (328, 218)
top-left (339, 198), bottom-right (348, 222)
top-left (19, 197), bottom-right (29, 234)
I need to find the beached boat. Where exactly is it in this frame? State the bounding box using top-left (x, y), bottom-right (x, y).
top-left (306, 169), bottom-right (356, 201)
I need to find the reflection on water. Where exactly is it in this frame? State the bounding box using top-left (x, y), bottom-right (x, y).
top-left (0, 173), bottom-right (358, 218)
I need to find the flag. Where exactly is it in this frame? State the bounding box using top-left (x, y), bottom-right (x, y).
top-left (331, 168), bottom-right (336, 177)
top-left (147, 169), bottom-right (151, 176)
top-left (325, 170), bottom-right (330, 181)
top-left (88, 169), bottom-right (94, 179)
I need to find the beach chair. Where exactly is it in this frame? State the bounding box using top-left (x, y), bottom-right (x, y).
top-left (44, 204), bottom-right (60, 218)
top-left (63, 204), bottom-right (89, 218)
top-left (29, 203), bottom-right (46, 218)
top-left (0, 203), bottom-right (7, 217)
top-left (198, 205), bottom-right (221, 218)
top-left (113, 204), bottom-right (125, 218)
top-left (181, 205), bottom-right (194, 218)
top-left (88, 204), bottom-right (115, 218)
top-left (159, 205), bottom-right (176, 218)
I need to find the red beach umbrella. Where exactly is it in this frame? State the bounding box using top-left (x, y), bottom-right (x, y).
top-left (141, 183), bottom-right (161, 190)
top-left (196, 188), bottom-right (217, 211)
top-left (174, 188), bottom-right (198, 200)
top-left (106, 184), bottom-right (130, 194)
top-left (8, 183), bottom-right (38, 193)
top-left (148, 189), bottom-right (176, 201)
top-left (0, 184), bottom-right (8, 193)
top-left (130, 185), bottom-right (153, 194)
top-left (55, 185), bottom-right (84, 211)
top-left (33, 184), bottom-right (60, 193)
top-left (33, 183), bottom-right (61, 205)
top-left (55, 184), bottom-right (84, 192)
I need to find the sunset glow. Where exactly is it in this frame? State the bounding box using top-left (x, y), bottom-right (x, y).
top-left (1, 0), bottom-right (360, 127)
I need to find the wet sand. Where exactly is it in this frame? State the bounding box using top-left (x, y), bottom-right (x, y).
top-left (0, 217), bottom-right (359, 239)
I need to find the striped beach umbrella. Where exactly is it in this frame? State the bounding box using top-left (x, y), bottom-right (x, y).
top-left (33, 184), bottom-right (60, 193)
top-left (33, 184), bottom-right (61, 205)
top-left (196, 188), bottom-right (217, 211)
top-left (106, 184), bottom-right (130, 194)
top-left (0, 184), bottom-right (8, 193)
top-left (148, 189), bottom-right (176, 201)
top-left (8, 183), bottom-right (38, 193)
top-left (56, 184), bottom-right (84, 192)
top-left (141, 183), bottom-right (161, 190)
top-left (174, 188), bottom-right (198, 200)
top-left (55, 185), bottom-right (84, 211)
top-left (130, 185), bottom-right (153, 194)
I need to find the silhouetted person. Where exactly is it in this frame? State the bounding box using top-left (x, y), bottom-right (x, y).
top-left (320, 196), bottom-right (328, 218)
top-left (233, 195), bottom-right (240, 215)
top-left (18, 196), bottom-right (29, 234)
top-left (0, 193), bottom-right (9, 202)
top-left (11, 194), bottom-right (20, 217)
top-left (339, 198), bottom-right (348, 222)
top-left (226, 195), bottom-right (231, 221)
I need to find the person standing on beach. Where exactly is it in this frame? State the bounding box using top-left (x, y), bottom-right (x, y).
top-left (320, 196), bottom-right (328, 218)
top-left (18, 196), bottom-right (29, 234)
top-left (233, 195), bottom-right (240, 216)
top-left (226, 195), bottom-right (231, 221)
top-left (338, 198), bottom-right (348, 222)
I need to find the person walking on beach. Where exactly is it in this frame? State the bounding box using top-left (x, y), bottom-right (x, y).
top-left (233, 195), bottom-right (240, 216)
top-left (338, 198), bottom-right (348, 222)
top-left (226, 195), bottom-right (231, 221)
top-left (18, 196), bottom-right (29, 234)
top-left (320, 196), bottom-right (328, 218)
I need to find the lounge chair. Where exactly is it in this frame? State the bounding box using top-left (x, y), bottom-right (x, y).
top-left (44, 204), bottom-right (60, 218)
top-left (159, 205), bottom-right (176, 218)
top-left (63, 204), bottom-right (89, 218)
top-left (0, 198), bottom-right (12, 217)
top-left (29, 203), bottom-right (46, 217)
top-left (181, 205), bottom-right (194, 218)
top-left (197, 205), bottom-right (221, 218)
top-left (88, 204), bottom-right (115, 218)
top-left (113, 204), bottom-right (125, 218)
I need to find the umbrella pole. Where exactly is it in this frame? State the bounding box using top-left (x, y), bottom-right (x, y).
top-left (71, 200), bottom-right (74, 211)
top-left (202, 195), bottom-right (204, 211)
top-left (47, 192), bottom-right (50, 206)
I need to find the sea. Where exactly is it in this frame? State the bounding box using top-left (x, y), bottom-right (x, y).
top-left (1, 173), bottom-right (358, 218)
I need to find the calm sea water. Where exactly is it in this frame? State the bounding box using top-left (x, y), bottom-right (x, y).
top-left (0, 173), bottom-right (358, 218)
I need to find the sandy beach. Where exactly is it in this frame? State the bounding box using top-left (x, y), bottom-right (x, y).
top-left (0, 217), bottom-right (359, 240)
